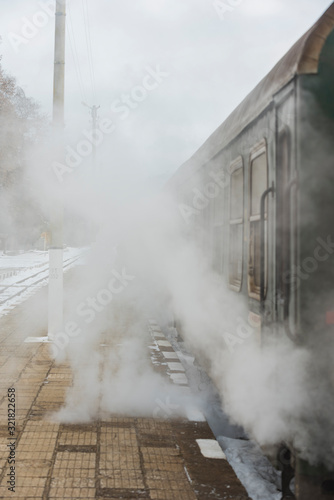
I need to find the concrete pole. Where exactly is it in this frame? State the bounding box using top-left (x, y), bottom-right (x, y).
top-left (48, 0), bottom-right (66, 341)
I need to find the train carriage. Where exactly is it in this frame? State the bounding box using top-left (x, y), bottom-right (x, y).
top-left (167, 4), bottom-right (334, 499)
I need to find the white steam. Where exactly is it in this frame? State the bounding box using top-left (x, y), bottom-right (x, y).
top-left (9, 119), bottom-right (331, 473)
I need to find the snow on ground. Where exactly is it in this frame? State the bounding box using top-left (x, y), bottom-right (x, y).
top-left (162, 326), bottom-right (284, 500)
top-left (217, 436), bottom-right (282, 500)
top-left (1, 254), bottom-right (285, 500)
top-left (0, 247), bottom-right (88, 317)
top-left (196, 439), bottom-right (227, 459)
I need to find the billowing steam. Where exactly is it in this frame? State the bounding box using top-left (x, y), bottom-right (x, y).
top-left (1, 82), bottom-right (332, 471)
top-left (1, 59), bottom-right (333, 480)
top-left (33, 158), bottom-right (333, 471)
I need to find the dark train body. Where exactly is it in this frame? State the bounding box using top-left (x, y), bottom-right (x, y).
top-left (166, 5), bottom-right (334, 499)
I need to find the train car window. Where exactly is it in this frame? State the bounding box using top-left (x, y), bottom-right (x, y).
top-left (251, 154), bottom-right (267, 216)
top-left (229, 158), bottom-right (244, 291)
top-left (213, 226), bottom-right (223, 274)
top-left (213, 182), bottom-right (224, 275)
top-left (231, 169), bottom-right (243, 219)
top-left (248, 142), bottom-right (268, 299)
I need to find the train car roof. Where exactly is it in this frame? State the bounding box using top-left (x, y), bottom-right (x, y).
top-left (167, 3), bottom-right (334, 188)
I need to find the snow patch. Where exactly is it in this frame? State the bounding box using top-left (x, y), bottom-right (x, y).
top-left (186, 408), bottom-right (206, 422)
top-left (196, 439), bottom-right (227, 459)
top-left (167, 362), bottom-right (185, 372)
top-left (169, 373), bottom-right (188, 385)
top-left (162, 351), bottom-right (179, 359)
top-left (217, 436), bottom-right (281, 500)
top-left (156, 340), bottom-right (172, 348)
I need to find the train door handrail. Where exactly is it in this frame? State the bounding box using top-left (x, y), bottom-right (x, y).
top-left (260, 182), bottom-right (275, 315)
top-left (283, 176), bottom-right (300, 343)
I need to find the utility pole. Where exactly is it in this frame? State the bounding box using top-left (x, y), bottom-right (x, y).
top-left (48, 0), bottom-right (66, 341)
top-left (82, 102), bottom-right (100, 167)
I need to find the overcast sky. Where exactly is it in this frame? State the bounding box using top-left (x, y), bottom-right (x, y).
top-left (0, 0), bottom-right (333, 194)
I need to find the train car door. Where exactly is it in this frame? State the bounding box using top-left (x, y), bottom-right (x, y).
top-left (248, 140), bottom-right (274, 340)
top-left (276, 127), bottom-right (298, 339)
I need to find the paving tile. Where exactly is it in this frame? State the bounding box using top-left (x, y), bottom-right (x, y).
top-left (0, 486), bottom-right (45, 497)
top-left (58, 429), bottom-right (97, 446)
top-left (0, 298), bottom-right (250, 500)
top-left (48, 486), bottom-right (95, 498)
top-left (149, 490), bottom-right (197, 500)
top-left (100, 469), bottom-right (145, 489)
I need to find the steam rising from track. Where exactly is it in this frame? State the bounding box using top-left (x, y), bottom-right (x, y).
top-left (36, 155), bottom-right (333, 471)
top-left (113, 193), bottom-right (334, 470)
top-left (1, 104), bottom-right (332, 472)
top-left (1, 3), bottom-right (333, 483)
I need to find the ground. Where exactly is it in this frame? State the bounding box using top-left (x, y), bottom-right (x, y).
top-left (0, 267), bottom-right (251, 500)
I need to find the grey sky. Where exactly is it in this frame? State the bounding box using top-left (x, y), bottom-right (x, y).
top-left (1, 0), bottom-right (333, 195)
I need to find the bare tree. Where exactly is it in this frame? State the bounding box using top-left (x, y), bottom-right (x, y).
top-left (0, 49), bottom-right (49, 251)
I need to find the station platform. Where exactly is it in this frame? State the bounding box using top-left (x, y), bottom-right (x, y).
top-left (0, 282), bottom-right (251, 500)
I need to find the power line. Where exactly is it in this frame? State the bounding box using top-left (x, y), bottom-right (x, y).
top-left (67, 0), bottom-right (88, 103)
top-left (81, 0), bottom-right (96, 102)
top-left (84, 0), bottom-right (97, 102)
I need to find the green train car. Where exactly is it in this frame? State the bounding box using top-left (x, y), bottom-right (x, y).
top-left (167, 4), bottom-right (334, 499)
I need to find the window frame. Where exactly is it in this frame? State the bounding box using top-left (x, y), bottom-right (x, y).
top-left (248, 139), bottom-right (268, 300)
top-left (228, 156), bottom-right (244, 292)
top-left (212, 173), bottom-right (225, 275)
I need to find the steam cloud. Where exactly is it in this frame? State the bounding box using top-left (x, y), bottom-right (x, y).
top-left (42, 165), bottom-right (334, 470)
top-left (1, 83), bottom-right (332, 473)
